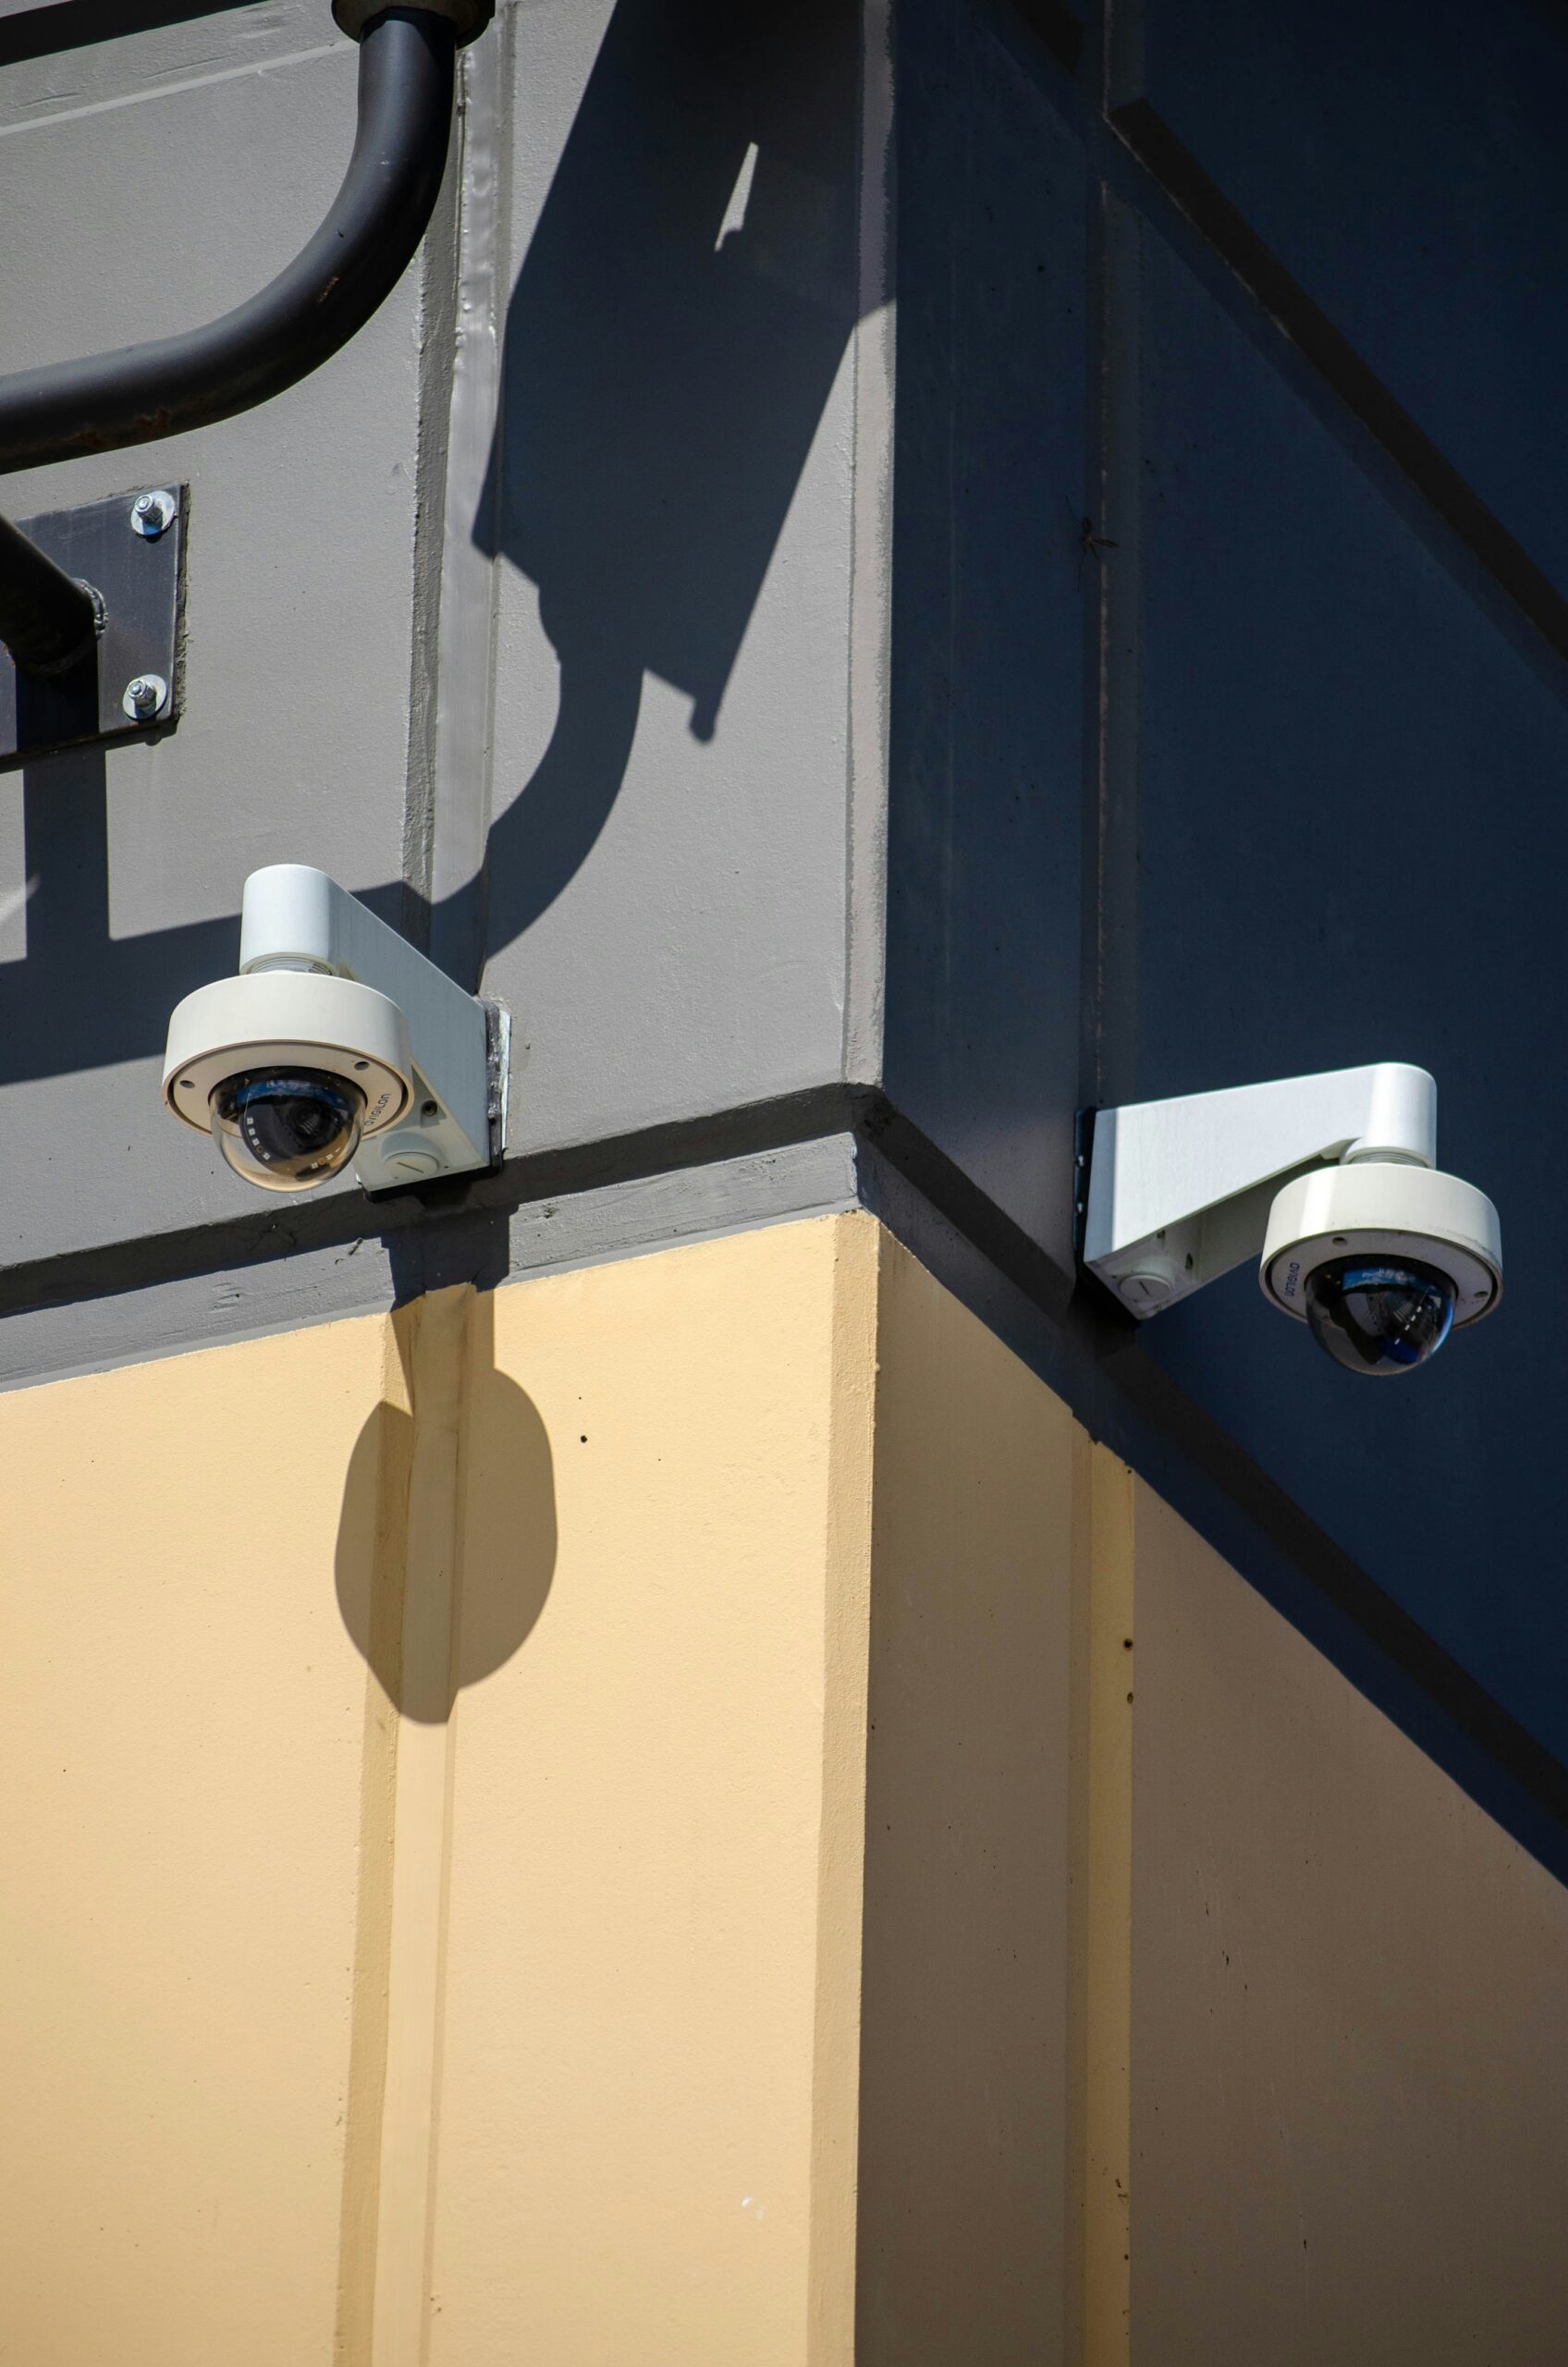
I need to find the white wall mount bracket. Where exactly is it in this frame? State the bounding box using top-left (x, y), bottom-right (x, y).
top-left (1080, 1063), bottom-right (1501, 1332)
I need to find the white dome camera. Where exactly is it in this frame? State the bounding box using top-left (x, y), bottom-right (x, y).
top-left (1081, 1063), bottom-right (1501, 1378)
top-left (164, 865), bottom-right (507, 1195)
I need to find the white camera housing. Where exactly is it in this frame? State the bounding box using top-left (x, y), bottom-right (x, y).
top-left (1259, 1161), bottom-right (1499, 1326)
top-left (1082, 1063), bottom-right (1501, 1376)
top-left (164, 865), bottom-right (507, 1193)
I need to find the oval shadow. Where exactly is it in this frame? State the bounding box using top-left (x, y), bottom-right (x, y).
top-left (335, 1351), bottom-right (557, 1721)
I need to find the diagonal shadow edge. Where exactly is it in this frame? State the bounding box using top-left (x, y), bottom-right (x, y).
top-left (0, 641), bottom-right (643, 1083)
top-left (0, 0), bottom-right (261, 70)
top-left (1108, 96), bottom-right (1568, 673)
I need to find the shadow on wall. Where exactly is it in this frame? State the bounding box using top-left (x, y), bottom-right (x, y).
top-left (459, 0), bottom-right (864, 964)
top-left (334, 1288), bottom-right (556, 1721)
top-left (0, 0), bottom-right (864, 1082)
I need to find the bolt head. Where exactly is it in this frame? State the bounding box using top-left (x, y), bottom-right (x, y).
top-left (122, 672), bottom-right (168, 722)
top-left (130, 489), bottom-right (176, 539)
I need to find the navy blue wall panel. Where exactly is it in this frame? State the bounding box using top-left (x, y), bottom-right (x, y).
top-left (886, 0), bottom-right (1087, 1276)
top-left (1131, 223), bottom-right (1568, 1760)
top-left (1133, 0), bottom-right (1568, 604)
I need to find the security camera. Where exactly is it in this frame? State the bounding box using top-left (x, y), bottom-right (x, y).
top-left (1081, 1063), bottom-right (1501, 1377)
top-left (163, 865), bottom-right (507, 1194)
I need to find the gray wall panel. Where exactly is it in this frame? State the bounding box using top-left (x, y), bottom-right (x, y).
top-left (0, 2), bottom-right (425, 1258)
top-left (473, 0), bottom-right (867, 1153)
top-left (0, 0), bottom-right (886, 1269)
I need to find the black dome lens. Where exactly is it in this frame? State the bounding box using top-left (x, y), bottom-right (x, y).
top-left (209, 1070), bottom-right (365, 1193)
top-left (1304, 1256), bottom-right (1456, 1378)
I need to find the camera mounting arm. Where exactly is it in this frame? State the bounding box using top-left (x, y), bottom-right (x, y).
top-left (234, 865), bottom-right (501, 1190)
top-left (165, 864), bottom-right (505, 1194)
top-left (1083, 1062), bottom-right (1439, 1317)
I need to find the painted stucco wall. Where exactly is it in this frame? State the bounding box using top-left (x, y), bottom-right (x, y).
top-left (0, 1213), bottom-right (1077, 2362)
top-left (1, 1303), bottom-right (385, 2360)
top-left (1131, 1481), bottom-right (1568, 2366)
top-left (4, 1212), bottom-right (1564, 2361)
top-left (858, 1220), bottom-right (1076, 2365)
top-left (3, 2), bottom-right (1568, 2354)
top-left (2, 3), bottom-right (1562, 1892)
top-left (3, 1220), bottom-right (877, 2362)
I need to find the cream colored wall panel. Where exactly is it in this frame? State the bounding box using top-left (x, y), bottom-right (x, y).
top-left (15, 1207), bottom-right (1562, 2364)
top-left (0, 1313), bottom-right (391, 2366)
top-left (1066, 1441), bottom-right (1134, 2367)
top-left (426, 1217), bottom-right (876, 2367)
top-left (856, 1233), bottom-right (1077, 2367)
top-left (1131, 1483), bottom-right (1568, 2366)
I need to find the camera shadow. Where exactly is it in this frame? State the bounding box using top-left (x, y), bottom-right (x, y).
top-left (335, 1284), bottom-right (556, 1722)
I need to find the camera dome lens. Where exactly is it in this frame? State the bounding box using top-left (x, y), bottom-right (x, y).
top-left (209, 1070), bottom-right (364, 1194)
top-left (1304, 1256), bottom-right (1456, 1378)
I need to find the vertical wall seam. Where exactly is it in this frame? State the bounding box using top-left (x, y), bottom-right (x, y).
top-left (806, 1211), bottom-right (882, 2361)
top-left (427, 13), bottom-right (512, 992)
top-left (364, 1286), bottom-right (473, 2367)
top-left (335, 1315), bottom-right (417, 2367)
top-left (842, 0), bottom-right (896, 1085)
top-left (1092, 182), bottom-right (1142, 1110)
top-left (1067, 1437), bottom-right (1134, 2366)
top-left (401, 60), bottom-right (464, 943)
top-left (415, 1290), bottom-right (490, 2358)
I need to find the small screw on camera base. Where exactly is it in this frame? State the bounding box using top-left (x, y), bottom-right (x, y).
top-left (1117, 1254), bottom-right (1180, 1309)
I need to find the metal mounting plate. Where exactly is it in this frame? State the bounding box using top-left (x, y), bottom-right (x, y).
top-left (0, 484), bottom-right (185, 769)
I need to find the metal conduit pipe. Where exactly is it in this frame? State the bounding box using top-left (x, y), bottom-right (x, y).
top-left (0, 0), bottom-right (492, 675)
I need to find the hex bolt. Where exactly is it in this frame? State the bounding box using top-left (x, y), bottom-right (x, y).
top-left (123, 672), bottom-right (167, 721)
top-left (129, 489), bottom-right (177, 539)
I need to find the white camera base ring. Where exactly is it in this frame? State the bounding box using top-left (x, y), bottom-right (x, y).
top-left (1261, 1163), bottom-right (1501, 1328)
top-left (162, 972), bottom-right (412, 1137)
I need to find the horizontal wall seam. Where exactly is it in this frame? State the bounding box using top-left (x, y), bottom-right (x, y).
top-left (0, 1081), bottom-right (872, 1320)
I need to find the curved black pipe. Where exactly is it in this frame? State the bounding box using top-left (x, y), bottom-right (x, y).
top-left (0, 7), bottom-right (457, 479)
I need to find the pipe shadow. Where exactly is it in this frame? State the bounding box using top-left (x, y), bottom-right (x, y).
top-left (466, 0), bottom-right (864, 962)
top-left (334, 1284), bottom-right (556, 1721)
top-left (0, 750), bottom-right (420, 1085)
